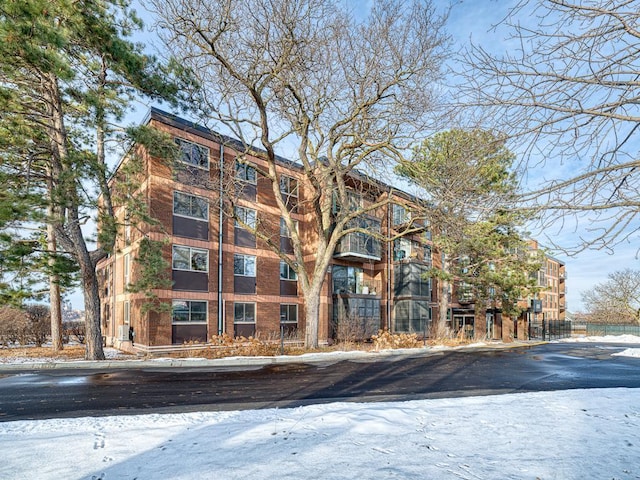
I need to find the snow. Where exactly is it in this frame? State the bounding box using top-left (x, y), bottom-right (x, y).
top-left (1, 389), bottom-right (639, 480)
top-left (1, 336), bottom-right (639, 480)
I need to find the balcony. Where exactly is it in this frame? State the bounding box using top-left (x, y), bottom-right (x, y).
top-left (334, 232), bottom-right (382, 262)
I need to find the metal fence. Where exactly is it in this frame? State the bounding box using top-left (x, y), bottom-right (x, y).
top-left (529, 320), bottom-right (573, 340)
top-left (585, 324), bottom-right (640, 337)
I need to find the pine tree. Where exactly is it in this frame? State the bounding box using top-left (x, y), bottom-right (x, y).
top-left (0, 0), bottom-right (189, 359)
top-left (397, 129), bottom-right (533, 337)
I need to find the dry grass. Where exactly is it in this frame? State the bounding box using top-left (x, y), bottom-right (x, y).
top-left (0, 333), bottom-right (479, 362)
top-left (0, 345), bottom-right (87, 360)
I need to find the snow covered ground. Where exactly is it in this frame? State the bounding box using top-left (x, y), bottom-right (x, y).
top-left (1, 336), bottom-right (639, 480)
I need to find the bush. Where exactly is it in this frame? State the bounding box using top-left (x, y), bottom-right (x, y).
top-left (25, 304), bottom-right (51, 347)
top-left (63, 321), bottom-right (86, 344)
top-left (0, 306), bottom-right (29, 346)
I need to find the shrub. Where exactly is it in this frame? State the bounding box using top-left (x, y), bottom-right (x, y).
top-left (0, 306), bottom-right (28, 346)
top-left (25, 304), bottom-right (51, 347)
top-left (63, 321), bottom-right (86, 344)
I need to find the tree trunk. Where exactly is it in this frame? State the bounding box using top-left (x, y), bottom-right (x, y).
top-left (435, 277), bottom-right (450, 338)
top-left (47, 223), bottom-right (63, 351)
top-left (304, 287), bottom-right (322, 349)
top-left (80, 257), bottom-right (105, 360)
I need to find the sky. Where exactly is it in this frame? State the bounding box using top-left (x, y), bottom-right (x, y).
top-left (63, 0), bottom-right (639, 313)
top-left (1, 336), bottom-right (639, 480)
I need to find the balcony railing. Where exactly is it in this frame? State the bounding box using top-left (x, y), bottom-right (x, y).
top-left (334, 232), bottom-right (382, 261)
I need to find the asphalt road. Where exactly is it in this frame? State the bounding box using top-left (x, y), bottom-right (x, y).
top-left (0, 342), bottom-right (638, 422)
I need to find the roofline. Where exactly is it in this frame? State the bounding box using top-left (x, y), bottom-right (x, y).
top-left (149, 107), bottom-right (301, 171)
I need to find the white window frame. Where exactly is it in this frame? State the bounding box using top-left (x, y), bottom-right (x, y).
top-left (233, 302), bottom-right (256, 324)
top-left (235, 206), bottom-right (257, 229)
top-left (171, 300), bottom-right (208, 324)
top-left (280, 175), bottom-right (298, 196)
top-left (280, 217), bottom-right (298, 237)
top-left (123, 253), bottom-right (130, 286)
top-left (233, 254), bottom-right (256, 277)
top-left (280, 304), bottom-right (298, 324)
top-left (175, 138), bottom-right (210, 170)
top-left (173, 191), bottom-right (209, 221)
top-left (123, 300), bottom-right (130, 325)
top-left (235, 159), bottom-right (257, 184)
top-left (280, 260), bottom-right (298, 281)
top-left (172, 245), bottom-right (209, 272)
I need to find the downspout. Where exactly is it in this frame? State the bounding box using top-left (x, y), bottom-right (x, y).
top-left (217, 143), bottom-right (225, 335)
top-left (386, 196), bottom-right (392, 331)
top-left (111, 253), bottom-right (116, 344)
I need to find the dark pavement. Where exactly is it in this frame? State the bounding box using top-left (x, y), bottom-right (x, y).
top-left (0, 342), bottom-right (638, 421)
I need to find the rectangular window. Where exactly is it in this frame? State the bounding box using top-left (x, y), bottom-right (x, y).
top-left (172, 300), bottom-right (207, 323)
top-left (235, 206), bottom-right (257, 229)
top-left (234, 302), bottom-right (256, 324)
top-left (235, 159), bottom-right (257, 184)
top-left (392, 204), bottom-right (411, 226)
top-left (332, 265), bottom-right (363, 294)
top-left (172, 245), bottom-right (209, 272)
top-left (280, 175), bottom-right (299, 211)
top-left (279, 176), bottom-right (298, 196)
top-left (280, 217), bottom-right (298, 237)
top-left (124, 300), bottom-right (130, 325)
top-left (123, 253), bottom-right (130, 287)
top-left (175, 138), bottom-right (209, 169)
top-left (280, 261), bottom-right (298, 280)
top-left (173, 191), bottom-right (208, 220)
top-left (393, 238), bottom-right (412, 261)
top-left (280, 304), bottom-right (298, 324)
top-left (423, 245), bottom-right (432, 267)
top-left (234, 254), bottom-right (256, 277)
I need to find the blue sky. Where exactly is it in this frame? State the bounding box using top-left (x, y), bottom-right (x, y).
top-left (64, 0), bottom-right (638, 313)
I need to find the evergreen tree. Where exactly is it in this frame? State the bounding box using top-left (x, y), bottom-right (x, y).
top-left (0, 0), bottom-right (189, 358)
top-left (397, 129), bottom-right (533, 337)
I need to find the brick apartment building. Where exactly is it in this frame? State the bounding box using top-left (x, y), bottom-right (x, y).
top-left (97, 108), bottom-right (566, 350)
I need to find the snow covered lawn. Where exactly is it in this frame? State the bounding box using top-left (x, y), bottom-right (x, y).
top-left (1, 388), bottom-right (639, 479)
top-left (1, 336), bottom-right (639, 480)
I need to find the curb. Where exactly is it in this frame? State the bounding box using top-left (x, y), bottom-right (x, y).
top-left (0, 341), bottom-right (545, 372)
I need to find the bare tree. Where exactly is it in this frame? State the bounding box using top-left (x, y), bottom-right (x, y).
top-left (581, 268), bottom-right (640, 324)
top-left (461, 0), bottom-right (640, 252)
top-left (151, 0), bottom-right (450, 347)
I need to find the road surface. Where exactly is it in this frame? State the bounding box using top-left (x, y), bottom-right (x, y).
top-left (0, 342), bottom-right (638, 421)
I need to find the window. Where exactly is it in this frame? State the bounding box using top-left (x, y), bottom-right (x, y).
top-left (280, 175), bottom-right (298, 196)
top-left (172, 300), bottom-right (207, 323)
top-left (173, 191), bottom-right (208, 221)
top-left (172, 245), bottom-right (209, 272)
top-left (280, 304), bottom-right (298, 324)
top-left (332, 265), bottom-right (363, 294)
top-left (393, 238), bottom-right (412, 261)
top-left (175, 138), bottom-right (209, 169)
top-left (124, 300), bottom-right (130, 325)
top-left (234, 302), bottom-right (256, 324)
top-left (423, 245), bottom-right (432, 267)
top-left (392, 204), bottom-right (411, 226)
top-left (394, 263), bottom-right (430, 298)
top-left (123, 253), bottom-right (130, 287)
top-left (235, 160), bottom-right (257, 184)
top-left (280, 217), bottom-right (298, 237)
top-left (234, 254), bottom-right (256, 276)
top-left (280, 261), bottom-right (298, 280)
top-left (280, 175), bottom-right (298, 210)
top-left (235, 206), bottom-right (257, 229)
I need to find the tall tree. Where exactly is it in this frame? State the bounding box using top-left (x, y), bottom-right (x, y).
top-left (151, 0), bottom-right (450, 347)
top-left (0, 0), bottom-right (188, 358)
top-left (581, 269), bottom-right (640, 325)
top-left (397, 129), bottom-right (524, 336)
top-left (462, 0), bottom-right (640, 252)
